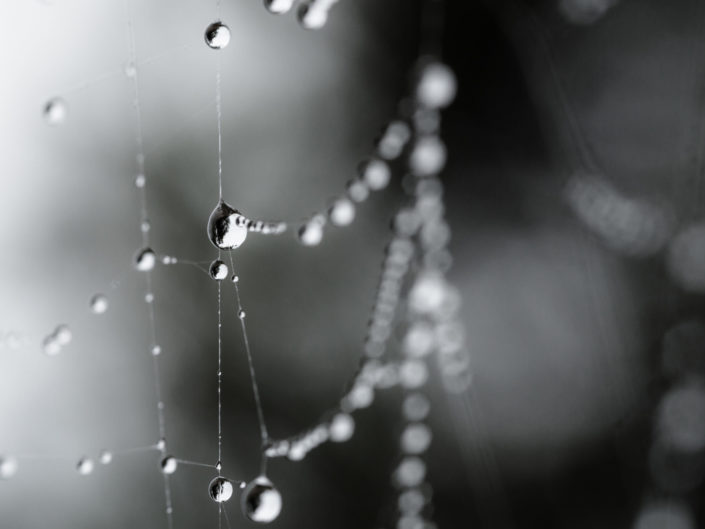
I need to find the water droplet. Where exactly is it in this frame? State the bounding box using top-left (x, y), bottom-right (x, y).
top-left (207, 200), bottom-right (249, 250)
top-left (135, 174), bottom-right (146, 188)
top-left (160, 455), bottom-right (178, 474)
top-left (358, 159), bottom-right (391, 191)
top-left (44, 97), bottom-right (67, 125)
top-left (77, 457), bottom-right (94, 475)
top-left (215, 460), bottom-right (222, 472)
top-left (53, 324), bottom-right (72, 346)
top-left (205, 21), bottom-right (231, 49)
top-left (415, 62), bottom-right (457, 109)
top-left (328, 198), bottom-right (356, 227)
top-left (558, 0), bottom-right (618, 25)
top-left (264, 0), bottom-right (296, 14)
top-left (99, 450), bottom-right (113, 465)
top-left (90, 293), bottom-right (109, 314)
top-left (151, 345), bottom-right (162, 356)
top-left (346, 178), bottom-right (369, 203)
top-left (398, 488), bottom-right (426, 515)
top-left (140, 220), bottom-right (151, 233)
top-left (238, 309), bottom-right (246, 320)
top-left (124, 61), bottom-right (137, 78)
top-left (377, 120), bottom-right (412, 160)
top-left (209, 260), bottom-right (228, 281)
top-left (208, 476), bottom-right (234, 503)
top-left (399, 360), bottom-right (429, 389)
top-left (402, 322), bottom-right (435, 358)
top-left (145, 292), bottom-right (154, 303)
top-left (241, 476), bottom-right (283, 523)
top-left (231, 275), bottom-right (239, 283)
top-left (634, 501), bottom-right (694, 529)
top-left (297, 2), bottom-right (328, 29)
top-left (156, 438), bottom-right (166, 451)
top-left (409, 136), bottom-right (447, 177)
top-left (329, 413), bottom-right (355, 442)
top-left (346, 384), bottom-right (374, 409)
top-left (394, 457), bottom-right (426, 488)
top-left (400, 423), bottom-right (432, 454)
top-left (42, 335), bottom-right (61, 356)
top-left (0, 456), bottom-right (18, 479)
top-left (403, 393), bottom-right (430, 421)
top-left (297, 216), bottom-right (325, 247)
top-left (135, 247), bottom-right (156, 271)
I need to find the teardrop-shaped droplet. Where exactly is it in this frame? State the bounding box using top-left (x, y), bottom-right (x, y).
top-left (207, 201), bottom-right (249, 250)
top-left (241, 475), bottom-right (283, 523)
top-left (44, 97), bottom-right (68, 126)
top-left (205, 22), bottom-right (231, 49)
top-left (209, 259), bottom-right (228, 281)
top-left (209, 476), bottom-right (234, 503)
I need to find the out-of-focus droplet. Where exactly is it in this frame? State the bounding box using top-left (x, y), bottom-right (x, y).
top-left (400, 360), bottom-right (429, 389)
top-left (53, 325), bottom-right (72, 346)
top-left (297, 2), bottom-right (328, 29)
top-left (377, 120), bottom-right (412, 160)
top-left (400, 423), bottom-right (432, 454)
top-left (409, 272), bottom-right (448, 316)
top-left (415, 62), bottom-right (457, 109)
top-left (44, 97), bottom-right (67, 125)
top-left (215, 460), bottom-right (222, 472)
top-left (559, 0), bottom-right (619, 25)
top-left (346, 179), bottom-right (369, 203)
top-left (668, 222), bottom-right (705, 293)
top-left (42, 335), bottom-right (61, 356)
top-left (99, 450), bottom-right (112, 465)
top-left (359, 158), bottom-right (391, 191)
top-left (398, 488), bottom-right (426, 515)
top-left (209, 476), bottom-right (234, 503)
top-left (662, 320), bottom-right (705, 377)
top-left (124, 61), bottom-right (137, 78)
top-left (329, 413), bottom-right (355, 442)
top-left (204, 22), bottom-right (231, 49)
top-left (241, 476), bottom-right (283, 523)
top-left (402, 323), bottom-right (435, 358)
top-left (135, 248), bottom-right (156, 271)
top-left (264, 0), bottom-right (295, 14)
top-left (394, 457), bottom-right (426, 488)
top-left (328, 198), bottom-right (356, 227)
top-left (160, 455), bottom-right (178, 474)
top-left (145, 292), bottom-right (154, 303)
top-left (0, 456), bottom-right (18, 479)
top-left (90, 293), bottom-right (109, 314)
top-left (298, 216), bottom-right (325, 247)
top-left (77, 457), bottom-right (94, 475)
top-left (207, 200), bottom-right (249, 250)
top-left (634, 501), bottom-right (694, 529)
top-left (140, 220), bottom-right (151, 233)
top-left (409, 136), bottom-right (447, 177)
top-left (209, 260), bottom-right (228, 281)
top-left (657, 380), bottom-right (705, 453)
top-left (151, 345), bottom-right (162, 356)
top-left (135, 174), bottom-right (146, 188)
top-left (346, 384), bottom-right (374, 410)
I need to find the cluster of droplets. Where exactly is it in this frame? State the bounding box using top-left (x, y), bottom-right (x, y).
top-left (264, 0), bottom-right (339, 30)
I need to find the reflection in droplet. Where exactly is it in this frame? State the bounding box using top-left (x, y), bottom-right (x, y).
top-left (204, 22), bottom-right (231, 49)
top-left (160, 456), bottom-right (178, 474)
top-left (241, 476), bottom-right (283, 523)
top-left (209, 476), bottom-right (234, 503)
top-left (209, 260), bottom-right (228, 281)
top-left (44, 97), bottom-right (68, 125)
top-left (207, 201), bottom-right (249, 250)
top-left (90, 294), bottom-right (109, 314)
top-left (135, 248), bottom-right (156, 271)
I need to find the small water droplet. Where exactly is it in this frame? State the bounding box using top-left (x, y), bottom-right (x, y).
top-left (264, 0), bottom-right (296, 13)
top-left (145, 292), bottom-right (154, 303)
top-left (207, 200), bottom-right (249, 250)
top-left (297, 218), bottom-right (325, 247)
top-left (0, 456), bottom-right (18, 480)
top-left (135, 247), bottom-right (156, 271)
top-left (44, 97), bottom-right (68, 125)
top-left (346, 178), bottom-right (369, 203)
top-left (358, 158), bottom-right (391, 191)
top-left (42, 335), bottom-right (61, 356)
top-left (156, 438), bottom-right (166, 451)
top-left (231, 275), bottom-right (240, 283)
top-left (90, 293), bottom-right (109, 314)
top-left (238, 309), bottom-right (246, 320)
top-left (297, 2), bottom-right (328, 29)
top-left (99, 450), bottom-right (113, 465)
top-left (124, 61), bottom-right (137, 78)
top-left (135, 174), bottom-right (146, 188)
top-left (329, 413), bottom-right (355, 442)
top-left (151, 345), bottom-right (162, 356)
top-left (241, 476), bottom-right (283, 523)
top-left (205, 22), bottom-right (231, 49)
top-left (209, 476), bottom-right (234, 502)
top-left (415, 61), bottom-right (457, 109)
top-left (409, 136), bottom-right (446, 177)
top-left (328, 198), bottom-right (356, 227)
top-left (210, 260), bottom-right (228, 281)
top-left (160, 455), bottom-right (177, 474)
top-left (140, 220), bottom-right (151, 233)
top-left (77, 457), bottom-right (94, 476)
top-left (215, 460), bottom-right (222, 472)
top-left (53, 324), bottom-right (72, 346)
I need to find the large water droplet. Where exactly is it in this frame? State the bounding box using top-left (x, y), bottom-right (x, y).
top-left (210, 260), bottom-right (228, 281)
top-left (135, 247), bottom-right (156, 271)
top-left (207, 201), bottom-right (249, 250)
top-left (44, 98), bottom-right (67, 125)
top-left (205, 22), bottom-right (231, 49)
top-left (160, 455), bottom-right (178, 474)
top-left (209, 476), bottom-right (234, 503)
top-left (90, 293), bottom-right (109, 314)
top-left (241, 476), bottom-right (283, 523)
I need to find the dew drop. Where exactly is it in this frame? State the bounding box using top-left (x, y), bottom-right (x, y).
top-left (209, 476), bottom-right (234, 503)
top-left (0, 456), bottom-right (18, 480)
top-left (145, 292), bottom-right (154, 303)
top-left (151, 345), bottom-right (162, 356)
top-left (160, 455), bottom-right (178, 474)
top-left (140, 220), bottom-right (151, 233)
top-left (297, 3), bottom-right (328, 29)
top-left (394, 457), bottom-right (426, 488)
top-left (400, 423), bottom-right (432, 454)
top-left (415, 62), bottom-right (457, 109)
top-left (76, 457), bottom-right (94, 476)
top-left (156, 438), bottom-right (166, 451)
top-left (207, 200), bottom-right (249, 250)
top-left (399, 360), bottom-right (429, 389)
top-left (329, 413), bottom-right (355, 442)
top-left (205, 21), bottom-right (231, 49)
top-left (209, 260), bottom-right (228, 281)
top-left (99, 450), bottom-right (113, 465)
top-left (409, 136), bottom-right (447, 177)
top-left (297, 216), bottom-right (325, 247)
top-left (42, 335), bottom-right (61, 356)
top-left (346, 178), bottom-right (369, 203)
top-left (134, 174), bottom-right (146, 188)
top-left (231, 274), bottom-right (240, 283)
top-left (328, 198), bottom-right (356, 227)
top-left (264, 0), bottom-right (296, 14)
top-left (241, 476), bottom-right (283, 523)
top-left (43, 97), bottom-right (67, 125)
top-left (135, 247), bottom-right (156, 271)
top-left (215, 460), bottom-right (222, 472)
top-left (124, 61), bottom-right (137, 78)
top-left (398, 488), bottom-right (426, 515)
top-left (403, 393), bottom-right (430, 421)
top-left (238, 309), bottom-right (246, 320)
top-left (359, 158), bottom-right (391, 191)
top-left (90, 293), bottom-right (109, 314)
top-left (53, 324), bottom-right (72, 346)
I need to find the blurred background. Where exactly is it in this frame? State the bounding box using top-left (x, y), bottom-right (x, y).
top-left (1, 0), bottom-right (705, 527)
